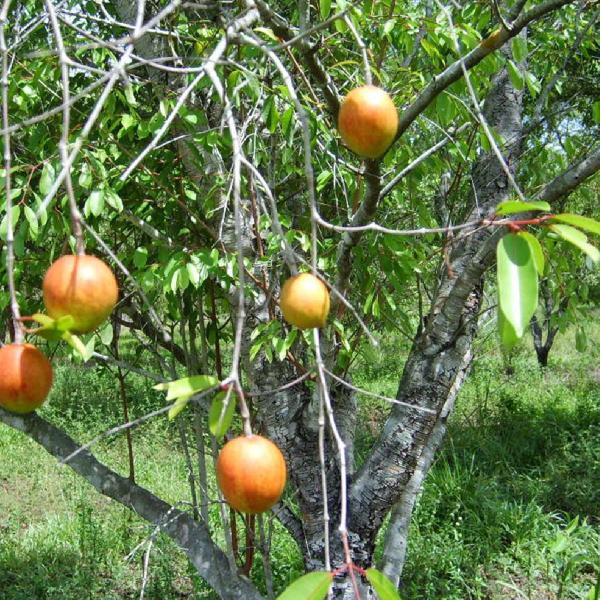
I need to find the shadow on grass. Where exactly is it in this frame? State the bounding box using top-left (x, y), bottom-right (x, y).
top-left (397, 380), bottom-right (600, 598)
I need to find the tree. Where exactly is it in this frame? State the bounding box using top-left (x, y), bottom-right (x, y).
top-left (1, 0), bottom-right (599, 598)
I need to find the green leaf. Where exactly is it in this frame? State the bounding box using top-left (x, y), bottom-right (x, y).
top-left (154, 374), bottom-right (218, 401)
top-left (121, 114), bottom-right (137, 129)
top-left (320, 0), bottom-right (331, 19)
top-left (187, 262), bottom-right (200, 287)
top-left (87, 189), bottom-right (105, 217)
top-left (0, 205), bottom-right (20, 239)
top-left (105, 189), bottom-right (124, 212)
top-left (496, 233), bottom-right (539, 338)
top-left (495, 200), bottom-right (550, 216)
top-left (507, 60), bottom-right (524, 90)
top-left (517, 231), bottom-right (545, 274)
top-left (30, 313), bottom-right (55, 327)
top-left (276, 572), bottom-right (333, 600)
top-left (383, 19), bottom-right (396, 36)
top-left (592, 101), bottom-right (600, 125)
top-left (124, 85), bottom-right (137, 106)
top-left (99, 324), bottom-right (113, 346)
top-left (365, 568), bottom-right (403, 600)
top-left (551, 214), bottom-right (600, 236)
top-left (575, 327), bottom-right (587, 353)
top-left (549, 224), bottom-right (600, 263)
top-left (62, 331), bottom-right (93, 361)
top-left (511, 36), bottom-right (528, 62)
top-left (208, 391), bottom-right (235, 439)
top-left (498, 308), bottom-right (520, 351)
top-left (56, 315), bottom-right (76, 331)
top-left (39, 162), bottom-right (55, 196)
top-left (254, 27), bottom-right (278, 42)
top-left (24, 205), bottom-right (39, 237)
top-left (168, 394), bottom-right (193, 420)
top-left (133, 247), bottom-right (148, 268)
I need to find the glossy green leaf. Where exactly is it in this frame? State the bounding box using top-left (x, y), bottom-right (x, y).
top-left (497, 233), bottom-right (538, 338)
top-left (320, 0), bottom-right (331, 19)
top-left (495, 200), bottom-right (550, 216)
top-left (30, 313), bottom-right (55, 327)
top-left (517, 231), bottom-right (545, 274)
top-left (592, 101), bottom-right (600, 125)
top-left (0, 206), bottom-right (20, 239)
top-left (133, 247), bottom-right (148, 268)
top-left (168, 394), bottom-right (193, 420)
top-left (106, 189), bottom-right (124, 212)
top-left (507, 60), bottom-right (524, 90)
top-left (549, 224), bottom-right (600, 263)
top-left (154, 374), bottom-right (218, 401)
top-left (498, 308), bottom-right (520, 351)
top-left (208, 391), bottom-right (235, 439)
top-left (99, 324), bottom-right (113, 346)
top-left (551, 214), bottom-right (600, 236)
top-left (56, 315), bottom-right (76, 331)
top-left (511, 36), bottom-right (528, 62)
top-left (276, 571), bottom-right (333, 600)
top-left (39, 162), bottom-right (55, 196)
top-left (87, 189), bottom-right (105, 217)
top-left (62, 331), bottom-right (93, 361)
top-left (24, 205), bottom-right (38, 237)
top-left (365, 568), bottom-right (403, 600)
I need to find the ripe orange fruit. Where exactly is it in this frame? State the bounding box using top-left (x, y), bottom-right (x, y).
top-left (43, 254), bottom-right (118, 334)
top-left (338, 85), bottom-right (399, 158)
top-left (216, 435), bottom-right (287, 514)
top-left (0, 343), bottom-right (53, 414)
top-left (280, 273), bottom-right (330, 329)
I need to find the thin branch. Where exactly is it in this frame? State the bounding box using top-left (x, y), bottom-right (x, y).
top-left (0, 0), bottom-right (22, 343)
top-left (0, 407), bottom-right (265, 600)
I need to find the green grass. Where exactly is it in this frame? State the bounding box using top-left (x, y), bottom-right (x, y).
top-left (1, 321), bottom-right (599, 598)
top-left (356, 319), bottom-right (600, 599)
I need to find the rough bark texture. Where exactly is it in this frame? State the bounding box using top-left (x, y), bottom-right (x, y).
top-left (350, 57), bottom-right (526, 567)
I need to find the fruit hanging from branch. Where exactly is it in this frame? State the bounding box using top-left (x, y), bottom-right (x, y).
top-left (42, 254), bottom-right (119, 334)
top-left (0, 344), bottom-right (53, 414)
top-left (216, 435), bottom-right (287, 514)
top-left (280, 273), bottom-right (330, 330)
top-left (338, 85), bottom-right (399, 159)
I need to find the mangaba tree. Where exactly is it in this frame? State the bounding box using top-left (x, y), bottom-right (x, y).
top-left (0, 1), bottom-right (599, 598)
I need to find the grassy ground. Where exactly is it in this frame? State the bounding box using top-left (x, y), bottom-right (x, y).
top-left (1, 322), bottom-right (599, 599)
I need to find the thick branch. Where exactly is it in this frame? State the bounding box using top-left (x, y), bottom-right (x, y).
top-left (0, 409), bottom-right (265, 600)
top-left (333, 160), bottom-right (380, 299)
top-left (349, 57), bottom-right (526, 547)
top-left (537, 145), bottom-right (600, 204)
top-left (396, 0), bottom-right (576, 140)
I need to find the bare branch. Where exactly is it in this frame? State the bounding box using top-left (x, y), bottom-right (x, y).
top-left (0, 408), bottom-right (265, 600)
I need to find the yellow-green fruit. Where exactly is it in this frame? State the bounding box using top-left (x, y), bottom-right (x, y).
top-left (280, 273), bottom-right (330, 329)
top-left (338, 85), bottom-right (399, 159)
